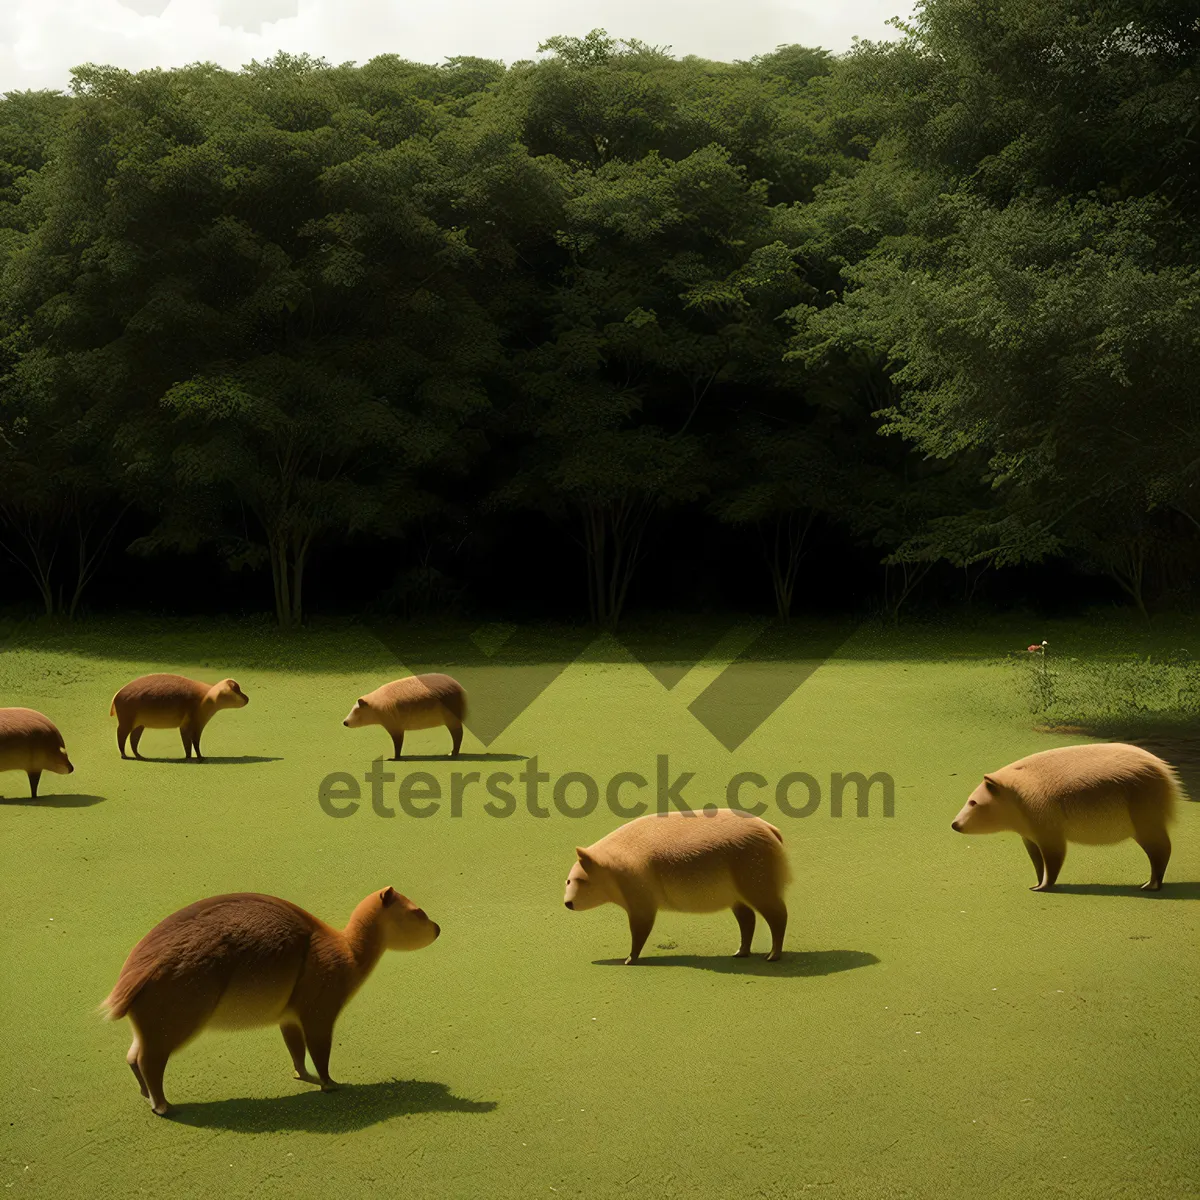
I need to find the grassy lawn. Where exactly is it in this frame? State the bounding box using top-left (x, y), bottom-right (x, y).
top-left (1, 614), bottom-right (1198, 1199)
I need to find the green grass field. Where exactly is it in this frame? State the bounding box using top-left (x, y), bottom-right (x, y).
top-left (2, 615), bottom-right (1198, 1199)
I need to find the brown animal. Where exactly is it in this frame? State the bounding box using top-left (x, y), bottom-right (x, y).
top-left (343, 673), bottom-right (467, 759)
top-left (110, 674), bottom-right (249, 761)
top-left (563, 808), bottom-right (792, 964)
top-left (0, 708), bottom-right (74, 799)
top-left (952, 742), bottom-right (1182, 891)
top-left (101, 887), bottom-right (440, 1115)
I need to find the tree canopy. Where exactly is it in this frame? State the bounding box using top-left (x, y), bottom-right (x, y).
top-left (2, 5), bottom-right (1197, 624)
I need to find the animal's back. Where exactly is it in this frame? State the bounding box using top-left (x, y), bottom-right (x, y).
top-left (0, 707), bottom-right (59, 739)
top-left (0, 708), bottom-right (62, 766)
top-left (999, 743), bottom-right (1180, 843)
top-left (602, 810), bottom-right (790, 910)
top-left (111, 674), bottom-right (205, 722)
top-left (104, 893), bottom-right (320, 1024)
top-left (373, 674), bottom-right (466, 725)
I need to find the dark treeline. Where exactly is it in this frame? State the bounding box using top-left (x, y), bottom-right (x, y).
top-left (2, 3), bottom-right (1199, 627)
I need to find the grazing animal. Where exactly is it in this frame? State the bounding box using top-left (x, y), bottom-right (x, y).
top-left (563, 808), bottom-right (792, 964)
top-left (0, 708), bottom-right (74, 799)
top-left (101, 887), bottom-right (440, 1115)
top-left (952, 742), bottom-right (1182, 892)
top-left (110, 674), bottom-right (249, 761)
top-left (343, 674), bottom-right (467, 759)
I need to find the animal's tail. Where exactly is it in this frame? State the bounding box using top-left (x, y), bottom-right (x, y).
top-left (99, 966), bottom-right (147, 1021)
top-left (764, 821), bottom-right (792, 886)
top-left (443, 688), bottom-right (467, 722)
top-left (1161, 762), bottom-right (1184, 824)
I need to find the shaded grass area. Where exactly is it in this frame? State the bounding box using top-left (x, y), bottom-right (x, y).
top-left (1, 621), bottom-right (1198, 1199)
top-left (5, 608), bottom-right (1200, 673)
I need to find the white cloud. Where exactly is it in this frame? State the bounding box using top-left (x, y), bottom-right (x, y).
top-left (0, 0), bottom-right (910, 95)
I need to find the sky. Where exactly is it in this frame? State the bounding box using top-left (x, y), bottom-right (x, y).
top-left (1, 0), bottom-right (911, 95)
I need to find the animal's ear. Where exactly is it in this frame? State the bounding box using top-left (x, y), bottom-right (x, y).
top-left (983, 775), bottom-right (998, 792)
top-left (380, 886), bottom-right (398, 907)
top-left (357, 698), bottom-right (366, 706)
top-left (575, 848), bottom-right (595, 869)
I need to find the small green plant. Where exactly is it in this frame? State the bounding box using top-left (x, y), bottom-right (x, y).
top-left (1018, 645), bottom-right (1200, 724)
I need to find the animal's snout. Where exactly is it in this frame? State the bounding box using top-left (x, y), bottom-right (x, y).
top-left (951, 820), bottom-right (961, 832)
top-left (432, 923), bottom-right (441, 938)
top-left (66, 760), bottom-right (75, 773)
top-left (342, 719), bottom-right (349, 726)
top-left (564, 900), bottom-right (574, 910)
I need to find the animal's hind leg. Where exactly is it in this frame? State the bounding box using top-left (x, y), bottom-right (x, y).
top-left (1135, 832), bottom-right (1171, 891)
top-left (27, 770), bottom-right (41, 799)
top-left (732, 903), bottom-right (756, 957)
top-left (136, 1043), bottom-right (172, 1116)
top-left (126, 1035), bottom-right (149, 1098)
top-left (1131, 798), bottom-right (1172, 890)
top-left (117, 722), bottom-right (132, 759)
top-left (179, 726), bottom-right (192, 760)
top-left (128, 981), bottom-right (217, 1115)
top-left (390, 731), bottom-right (404, 761)
top-left (757, 901), bottom-right (787, 962)
top-left (281, 1022), bottom-right (316, 1082)
top-left (1131, 806), bottom-right (1171, 890)
top-left (448, 720), bottom-right (463, 759)
top-left (129, 726), bottom-right (146, 760)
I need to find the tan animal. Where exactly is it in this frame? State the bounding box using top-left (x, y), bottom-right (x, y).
top-left (102, 887), bottom-right (440, 1115)
top-left (0, 708), bottom-right (74, 799)
top-left (343, 673), bottom-right (467, 759)
top-left (110, 674), bottom-right (249, 761)
top-left (563, 808), bottom-right (792, 964)
top-left (952, 742), bottom-right (1182, 891)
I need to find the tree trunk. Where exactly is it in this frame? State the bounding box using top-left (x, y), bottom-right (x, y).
top-left (1104, 538), bottom-right (1150, 621)
top-left (884, 559), bottom-right (935, 621)
top-left (291, 535), bottom-right (310, 626)
top-left (0, 511), bottom-right (58, 615)
top-left (763, 509), bottom-right (815, 620)
top-left (67, 503), bottom-right (130, 620)
top-left (580, 497), bottom-right (654, 629)
top-left (270, 536), bottom-right (292, 628)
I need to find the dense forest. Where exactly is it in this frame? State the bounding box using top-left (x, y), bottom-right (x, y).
top-left (1, 0), bottom-right (1198, 627)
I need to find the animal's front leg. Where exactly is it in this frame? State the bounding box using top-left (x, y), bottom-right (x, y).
top-left (301, 1016), bottom-right (339, 1091)
top-left (1031, 838), bottom-right (1065, 892)
top-left (1022, 838), bottom-right (1045, 886)
top-left (625, 909), bottom-right (656, 965)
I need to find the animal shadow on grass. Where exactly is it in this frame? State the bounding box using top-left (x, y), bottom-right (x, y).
top-left (130, 756), bottom-right (282, 765)
top-left (1051, 882), bottom-right (1200, 900)
top-left (592, 949), bottom-right (880, 977)
top-left (0, 793), bottom-right (106, 807)
top-left (168, 1078), bottom-right (497, 1133)
top-left (397, 753), bottom-right (528, 762)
